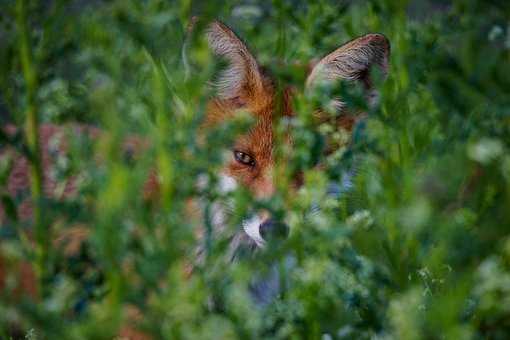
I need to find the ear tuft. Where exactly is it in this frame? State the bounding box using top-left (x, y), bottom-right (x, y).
top-left (306, 33), bottom-right (390, 89)
top-left (206, 21), bottom-right (263, 99)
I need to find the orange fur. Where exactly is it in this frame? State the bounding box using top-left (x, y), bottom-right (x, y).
top-left (205, 20), bottom-right (390, 200)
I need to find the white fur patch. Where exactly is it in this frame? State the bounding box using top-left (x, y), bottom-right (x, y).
top-left (218, 174), bottom-right (237, 194)
top-left (198, 173), bottom-right (265, 249)
top-left (210, 202), bottom-right (226, 228)
top-left (243, 215), bottom-right (266, 247)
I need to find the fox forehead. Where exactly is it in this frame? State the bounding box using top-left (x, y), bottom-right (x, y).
top-left (203, 76), bottom-right (302, 201)
top-left (204, 86), bottom-right (282, 197)
top-left (204, 78), bottom-right (290, 157)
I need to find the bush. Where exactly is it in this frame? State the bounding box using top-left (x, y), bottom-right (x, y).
top-left (1, 0), bottom-right (510, 338)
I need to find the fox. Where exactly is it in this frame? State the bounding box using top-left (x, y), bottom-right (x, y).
top-left (201, 21), bottom-right (390, 255)
top-left (0, 19), bottom-right (389, 337)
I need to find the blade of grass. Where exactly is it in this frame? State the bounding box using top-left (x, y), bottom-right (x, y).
top-left (16, 0), bottom-right (48, 296)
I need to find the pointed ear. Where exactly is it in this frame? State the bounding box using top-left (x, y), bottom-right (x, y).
top-left (306, 33), bottom-right (390, 105)
top-left (207, 21), bottom-right (265, 101)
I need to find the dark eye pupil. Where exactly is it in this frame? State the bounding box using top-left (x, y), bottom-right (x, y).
top-left (234, 150), bottom-right (254, 166)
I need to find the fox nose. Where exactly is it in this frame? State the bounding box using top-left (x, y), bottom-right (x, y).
top-left (259, 219), bottom-right (289, 242)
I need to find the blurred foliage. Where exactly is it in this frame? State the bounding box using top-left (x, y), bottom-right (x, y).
top-left (1, 0), bottom-right (510, 339)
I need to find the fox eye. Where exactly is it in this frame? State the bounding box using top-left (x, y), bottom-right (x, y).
top-left (233, 150), bottom-right (255, 167)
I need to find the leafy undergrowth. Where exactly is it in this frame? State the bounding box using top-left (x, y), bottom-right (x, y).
top-left (1, 0), bottom-right (510, 339)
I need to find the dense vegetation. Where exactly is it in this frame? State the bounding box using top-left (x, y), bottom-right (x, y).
top-left (1, 0), bottom-right (510, 338)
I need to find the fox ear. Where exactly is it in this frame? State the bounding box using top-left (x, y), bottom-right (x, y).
top-left (306, 33), bottom-right (390, 107)
top-left (207, 21), bottom-right (265, 101)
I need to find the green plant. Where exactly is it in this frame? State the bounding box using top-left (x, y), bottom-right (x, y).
top-left (1, 0), bottom-right (509, 339)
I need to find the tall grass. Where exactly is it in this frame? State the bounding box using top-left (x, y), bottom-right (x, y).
top-left (1, 0), bottom-right (510, 339)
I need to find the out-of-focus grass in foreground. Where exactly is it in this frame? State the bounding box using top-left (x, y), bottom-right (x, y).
top-left (1, 0), bottom-right (510, 339)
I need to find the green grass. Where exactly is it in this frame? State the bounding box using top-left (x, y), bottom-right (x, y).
top-left (1, 0), bottom-right (510, 339)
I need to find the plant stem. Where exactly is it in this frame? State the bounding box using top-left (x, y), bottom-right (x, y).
top-left (16, 0), bottom-right (47, 296)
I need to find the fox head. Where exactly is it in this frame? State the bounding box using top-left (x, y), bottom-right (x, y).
top-left (203, 21), bottom-right (390, 249)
